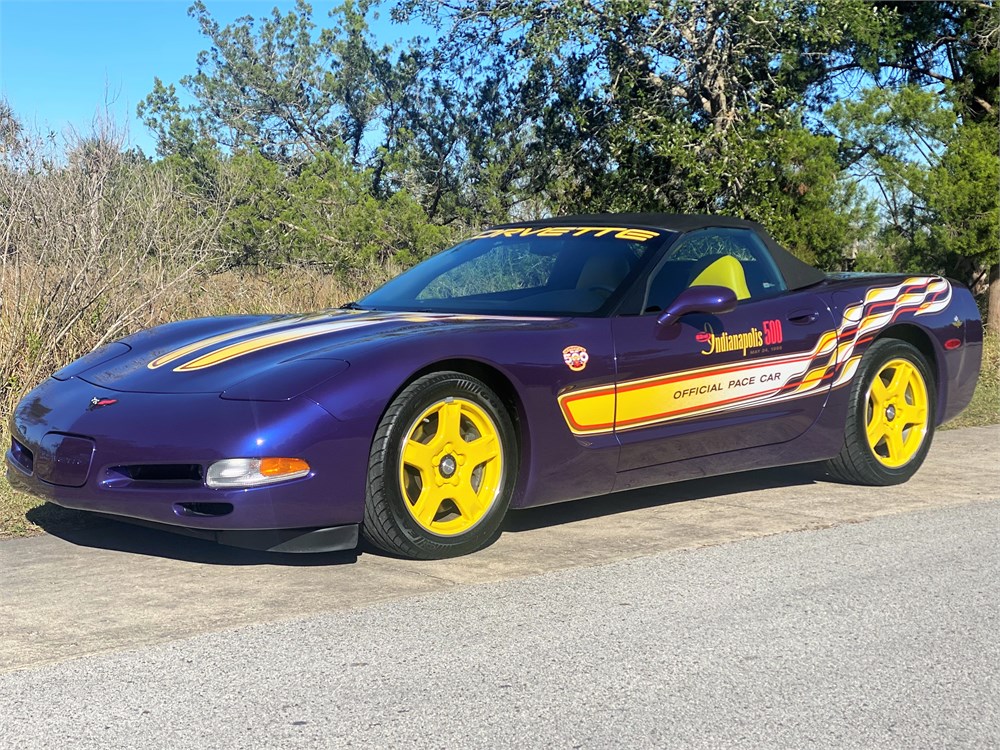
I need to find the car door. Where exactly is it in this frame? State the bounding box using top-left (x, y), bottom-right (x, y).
top-left (610, 228), bottom-right (837, 472)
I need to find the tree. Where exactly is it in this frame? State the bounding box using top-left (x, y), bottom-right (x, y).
top-left (140, 0), bottom-right (997, 325)
top-left (829, 1), bottom-right (999, 328)
top-left (136, 1), bottom-right (467, 267)
top-left (394, 0), bottom-right (880, 263)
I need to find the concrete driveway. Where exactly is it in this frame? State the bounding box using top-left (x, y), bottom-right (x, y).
top-left (2, 424), bottom-right (997, 675)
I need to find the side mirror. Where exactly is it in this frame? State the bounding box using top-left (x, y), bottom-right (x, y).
top-left (656, 285), bottom-right (738, 327)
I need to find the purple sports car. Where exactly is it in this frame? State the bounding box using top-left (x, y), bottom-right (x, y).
top-left (6, 215), bottom-right (982, 558)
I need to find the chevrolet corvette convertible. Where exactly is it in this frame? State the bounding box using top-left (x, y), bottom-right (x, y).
top-left (7, 214), bottom-right (982, 558)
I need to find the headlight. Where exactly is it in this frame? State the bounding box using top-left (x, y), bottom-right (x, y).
top-left (206, 457), bottom-right (310, 488)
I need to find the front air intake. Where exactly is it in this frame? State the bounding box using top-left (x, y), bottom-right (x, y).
top-left (174, 502), bottom-right (234, 518)
top-left (104, 464), bottom-right (203, 487)
top-left (9, 438), bottom-right (34, 472)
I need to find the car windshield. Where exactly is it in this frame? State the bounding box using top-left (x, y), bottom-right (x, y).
top-left (358, 225), bottom-right (671, 315)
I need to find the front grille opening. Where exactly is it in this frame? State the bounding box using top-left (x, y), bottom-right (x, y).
top-left (175, 502), bottom-right (234, 518)
top-left (108, 464), bottom-right (203, 483)
top-left (10, 439), bottom-right (34, 472)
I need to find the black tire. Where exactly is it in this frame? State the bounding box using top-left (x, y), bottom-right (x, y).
top-left (362, 371), bottom-right (518, 559)
top-left (825, 338), bottom-right (936, 486)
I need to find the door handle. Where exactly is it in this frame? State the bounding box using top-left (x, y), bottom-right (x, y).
top-left (786, 309), bottom-right (819, 325)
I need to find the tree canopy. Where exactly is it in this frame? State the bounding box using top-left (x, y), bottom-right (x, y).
top-left (134, 0), bottom-right (998, 325)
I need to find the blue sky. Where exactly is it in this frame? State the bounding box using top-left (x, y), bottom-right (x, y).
top-left (0, 1), bottom-right (407, 156)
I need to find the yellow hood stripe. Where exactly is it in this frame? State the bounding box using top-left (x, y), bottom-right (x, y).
top-left (150, 312), bottom-right (554, 373)
top-left (148, 314), bottom-right (332, 370)
top-left (173, 317), bottom-right (389, 371)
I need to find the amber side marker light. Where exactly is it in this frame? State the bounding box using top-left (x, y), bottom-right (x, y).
top-left (944, 338), bottom-right (962, 350)
top-left (206, 457), bottom-right (311, 488)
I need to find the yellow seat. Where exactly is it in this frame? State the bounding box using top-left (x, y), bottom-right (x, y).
top-left (688, 256), bottom-right (751, 301)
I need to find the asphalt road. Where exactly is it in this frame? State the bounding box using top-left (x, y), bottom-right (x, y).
top-left (1, 498), bottom-right (998, 749)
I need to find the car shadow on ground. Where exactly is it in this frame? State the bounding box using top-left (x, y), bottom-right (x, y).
top-left (25, 504), bottom-right (360, 566)
top-left (503, 462), bottom-right (825, 532)
top-left (25, 462), bottom-right (826, 564)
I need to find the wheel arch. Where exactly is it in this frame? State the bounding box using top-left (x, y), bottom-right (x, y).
top-left (384, 358), bottom-right (532, 504)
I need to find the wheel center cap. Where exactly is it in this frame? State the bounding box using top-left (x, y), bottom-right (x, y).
top-left (439, 455), bottom-right (457, 478)
top-left (885, 404), bottom-right (897, 422)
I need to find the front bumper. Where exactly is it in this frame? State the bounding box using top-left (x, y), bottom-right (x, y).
top-left (97, 515), bottom-right (360, 553)
top-left (7, 376), bottom-right (372, 537)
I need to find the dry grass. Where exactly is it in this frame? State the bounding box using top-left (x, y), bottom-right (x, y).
top-left (159, 264), bottom-right (390, 318)
top-left (1, 122), bottom-right (228, 415)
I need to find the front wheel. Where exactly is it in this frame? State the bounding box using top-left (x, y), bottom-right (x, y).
top-left (825, 338), bottom-right (936, 485)
top-left (362, 371), bottom-right (518, 559)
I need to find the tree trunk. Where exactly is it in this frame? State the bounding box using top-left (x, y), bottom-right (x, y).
top-left (988, 262), bottom-right (1000, 335)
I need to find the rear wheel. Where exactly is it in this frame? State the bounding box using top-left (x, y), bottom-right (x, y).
top-left (362, 371), bottom-right (517, 559)
top-left (825, 338), bottom-right (935, 485)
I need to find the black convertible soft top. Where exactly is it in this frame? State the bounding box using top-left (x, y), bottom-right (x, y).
top-left (505, 213), bottom-right (828, 292)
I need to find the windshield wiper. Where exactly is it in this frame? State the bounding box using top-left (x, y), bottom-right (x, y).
top-left (339, 301), bottom-right (366, 310)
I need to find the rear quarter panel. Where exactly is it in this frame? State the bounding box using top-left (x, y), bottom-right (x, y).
top-left (815, 274), bottom-right (982, 427)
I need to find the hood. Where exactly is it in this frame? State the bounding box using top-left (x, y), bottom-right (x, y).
top-left (72, 309), bottom-right (517, 395)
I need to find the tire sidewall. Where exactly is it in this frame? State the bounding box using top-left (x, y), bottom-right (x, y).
top-left (373, 372), bottom-right (518, 557)
top-left (848, 339), bottom-right (936, 483)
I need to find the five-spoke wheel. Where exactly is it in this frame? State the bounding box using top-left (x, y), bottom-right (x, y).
top-left (398, 397), bottom-right (504, 536)
top-left (864, 358), bottom-right (930, 469)
top-left (826, 338), bottom-right (936, 485)
top-left (363, 371), bottom-right (517, 559)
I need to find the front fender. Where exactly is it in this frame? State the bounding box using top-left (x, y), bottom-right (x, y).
top-left (304, 318), bottom-right (622, 509)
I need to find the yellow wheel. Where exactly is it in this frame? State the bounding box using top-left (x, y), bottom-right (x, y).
top-left (864, 358), bottom-right (929, 468)
top-left (398, 398), bottom-right (504, 536)
top-left (826, 339), bottom-right (936, 486)
top-left (363, 371), bottom-right (517, 559)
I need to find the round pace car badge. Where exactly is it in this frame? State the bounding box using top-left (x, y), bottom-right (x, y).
top-left (562, 345), bottom-right (589, 372)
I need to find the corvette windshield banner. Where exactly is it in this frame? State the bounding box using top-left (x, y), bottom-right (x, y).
top-left (470, 226), bottom-right (662, 242)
